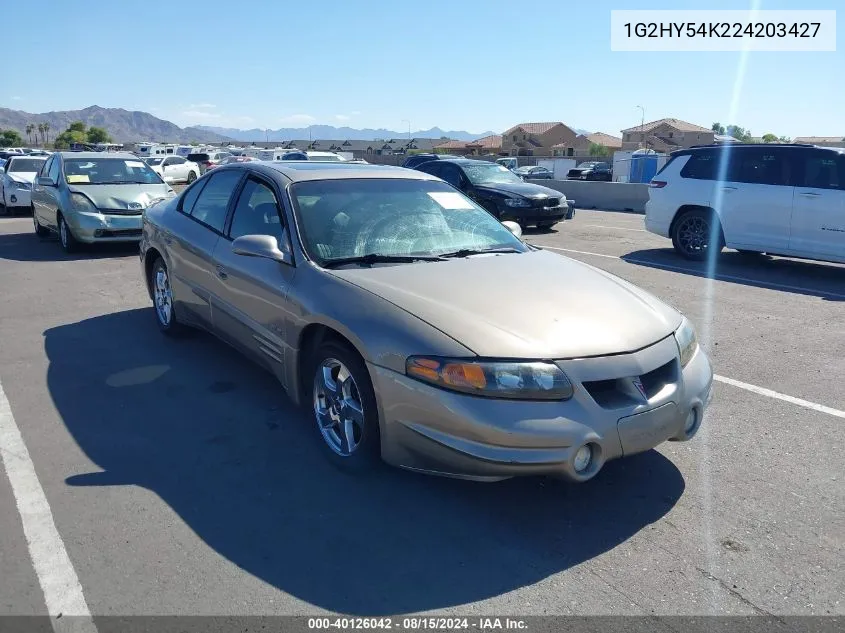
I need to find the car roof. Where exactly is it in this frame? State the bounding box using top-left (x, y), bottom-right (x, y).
top-left (217, 161), bottom-right (441, 183)
top-left (57, 151), bottom-right (140, 160)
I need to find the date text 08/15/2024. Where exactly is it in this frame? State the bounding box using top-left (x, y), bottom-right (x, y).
top-left (307, 617), bottom-right (528, 631)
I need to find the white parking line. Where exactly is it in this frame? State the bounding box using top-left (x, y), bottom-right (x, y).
top-left (0, 379), bottom-right (97, 633)
top-left (714, 375), bottom-right (845, 419)
top-left (582, 224), bottom-right (648, 233)
top-left (536, 244), bottom-right (845, 301)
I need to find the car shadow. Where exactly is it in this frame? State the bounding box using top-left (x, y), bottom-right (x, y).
top-left (46, 309), bottom-right (686, 615)
top-left (0, 232), bottom-right (139, 262)
top-left (621, 248), bottom-right (845, 302)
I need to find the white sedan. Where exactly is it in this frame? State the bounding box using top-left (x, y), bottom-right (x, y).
top-left (145, 156), bottom-right (200, 184)
top-left (1, 155), bottom-right (47, 214)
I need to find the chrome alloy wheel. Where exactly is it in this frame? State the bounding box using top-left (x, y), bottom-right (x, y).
top-left (154, 267), bottom-right (173, 326)
top-left (313, 358), bottom-right (365, 456)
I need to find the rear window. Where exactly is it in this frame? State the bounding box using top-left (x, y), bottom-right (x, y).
top-left (187, 153), bottom-right (210, 162)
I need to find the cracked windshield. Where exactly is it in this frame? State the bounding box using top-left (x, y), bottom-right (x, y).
top-left (0, 2), bottom-right (840, 633)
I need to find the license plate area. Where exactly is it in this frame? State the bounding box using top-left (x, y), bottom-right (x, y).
top-left (617, 403), bottom-right (681, 456)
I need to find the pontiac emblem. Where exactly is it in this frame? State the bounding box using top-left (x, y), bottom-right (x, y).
top-left (128, 202), bottom-right (144, 210)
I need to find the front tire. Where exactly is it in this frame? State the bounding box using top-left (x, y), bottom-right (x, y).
top-left (57, 213), bottom-right (79, 253)
top-left (151, 257), bottom-right (187, 336)
top-left (309, 341), bottom-right (381, 473)
top-left (186, 171), bottom-right (197, 184)
top-left (33, 206), bottom-right (49, 237)
top-left (671, 209), bottom-right (724, 261)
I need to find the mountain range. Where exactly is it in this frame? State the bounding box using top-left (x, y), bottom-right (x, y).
top-left (194, 125), bottom-right (499, 143)
top-left (0, 106), bottom-right (230, 144)
top-left (0, 104), bottom-right (592, 145)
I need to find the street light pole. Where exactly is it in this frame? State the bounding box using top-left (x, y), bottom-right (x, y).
top-left (636, 105), bottom-right (645, 148)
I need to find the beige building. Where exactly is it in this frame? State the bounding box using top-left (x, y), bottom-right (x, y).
top-left (502, 122), bottom-right (578, 156)
top-left (621, 118), bottom-right (714, 152)
top-left (466, 134), bottom-right (503, 155)
top-left (566, 132), bottom-right (623, 157)
top-left (793, 136), bottom-right (845, 147)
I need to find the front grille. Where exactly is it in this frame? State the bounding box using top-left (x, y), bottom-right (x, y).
top-left (582, 359), bottom-right (678, 409)
top-left (101, 208), bottom-right (143, 216)
top-left (533, 197), bottom-right (561, 208)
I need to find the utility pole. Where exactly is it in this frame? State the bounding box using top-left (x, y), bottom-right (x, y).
top-left (636, 105), bottom-right (645, 148)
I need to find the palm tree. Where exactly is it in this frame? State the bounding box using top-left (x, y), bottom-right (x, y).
top-left (25, 124), bottom-right (34, 146)
top-left (37, 123), bottom-right (46, 146)
top-left (43, 122), bottom-right (50, 146)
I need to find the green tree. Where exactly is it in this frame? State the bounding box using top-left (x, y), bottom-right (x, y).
top-left (68, 121), bottom-right (87, 133)
top-left (37, 123), bottom-right (46, 145)
top-left (588, 142), bottom-right (610, 157)
top-left (725, 125), bottom-right (752, 142)
top-left (43, 122), bottom-right (50, 145)
top-left (761, 133), bottom-right (778, 143)
top-left (711, 122), bottom-right (725, 135)
top-left (0, 129), bottom-right (24, 147)
top-left (778, 136), bottom-right (791, 143)
top-left (25, 123), bottom-right (35, 145)
top-left (86, 126), bottom-right (112, 143)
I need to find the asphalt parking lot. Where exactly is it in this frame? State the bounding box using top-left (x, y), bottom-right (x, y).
top-left (0, 205), bottom-right (842, 620)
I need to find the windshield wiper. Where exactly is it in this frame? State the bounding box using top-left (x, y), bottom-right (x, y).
top-left (322, 253), bottom-right (446, 268)
top-left (437, 247), bottom-right (523, 259)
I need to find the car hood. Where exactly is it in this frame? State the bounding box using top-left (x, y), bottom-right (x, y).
top-left (475, 181), bottom-right (565, 200)
top-left (330, 249), bottom-right (682, 359)
top-left (69, 183), bottom-right (174, 209)
top-left (6, 172), bottom-right (38, 183)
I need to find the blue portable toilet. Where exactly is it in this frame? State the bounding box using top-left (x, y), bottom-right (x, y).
top-left (629, 149), bottom-right (659, 183)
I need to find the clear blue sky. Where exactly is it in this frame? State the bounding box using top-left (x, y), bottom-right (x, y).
top-left (3, 0), bottom-right (842, 137)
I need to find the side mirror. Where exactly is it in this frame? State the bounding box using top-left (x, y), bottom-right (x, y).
top-left (232, 233), bottom-right (294, 266)
top-left (502, 220), bottom-right (523, 239)
top-left (37, 176), bottom-right (55, 186)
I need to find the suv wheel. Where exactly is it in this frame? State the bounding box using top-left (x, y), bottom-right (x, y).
top-left (671, 209), bottom-right (724, 261)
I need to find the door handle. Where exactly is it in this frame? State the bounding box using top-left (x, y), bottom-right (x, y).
top-left (798, 191), bottom-right (821, 197)
top-left (215, 265), bottom-right (228, 280)
top-left (721, 186), bottom-right (737, 191)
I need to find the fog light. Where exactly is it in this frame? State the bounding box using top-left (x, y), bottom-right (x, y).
top-left (684, 409), bottom-right (698, 433)
top-left (573, 444), bottom-right (592, 473)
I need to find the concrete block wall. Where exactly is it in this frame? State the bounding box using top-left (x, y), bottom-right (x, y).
top-left (528, 179), bottom-right (650, 213)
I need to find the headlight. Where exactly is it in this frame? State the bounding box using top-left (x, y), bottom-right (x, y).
top-left (674, 317), bottom-right (698, 368)
top-left (503, 197), bottom-right (530, 208)
top-left (69, 193), bottom-right (98, 213)
top-left (12, 180), bottom-right (31, 190)
top-left (406, 356), bottom-right (574, 400)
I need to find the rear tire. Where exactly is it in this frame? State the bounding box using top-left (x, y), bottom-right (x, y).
top-left (151, 257), bottom-right (188, 337)
top-left (671, 209), bottom-right (724, 261)
top-left (186, 171), bottom-right (197, 184)
top-left (57, 213), bottom-right (79, 253)
top-left (308, 340), bottom-right (382, 473)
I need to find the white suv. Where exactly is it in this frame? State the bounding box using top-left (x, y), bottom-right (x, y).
top-left (645, 144), bottom-right (845, 263)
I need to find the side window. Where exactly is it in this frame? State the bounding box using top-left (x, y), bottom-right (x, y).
top-left (228, 178), bottom-right (285, 244)
top-left (440, 164), bottom-right (464, 188)
top-left (420, 162), bottom-right (442, 177)
top-left (171, 157), bottom-right (185, 165)
top-left (179, 179), bottom-right (207, 215)
top-left (161, 158), bottom-right (173, 167)
top-left (188, 170), bottom-right (242, 232)
top-left (48, 157), bottom-right (61, 183)
top-left (726, 148), bottom-right (788, 186)
top-left (801, 150), bottom-right (845, 190)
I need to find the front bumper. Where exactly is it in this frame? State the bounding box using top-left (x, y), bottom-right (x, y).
top-left (65, 210), bottom-right (144, 243)
top-left (371, 335), bottom-right (713, 482)
top-left (504, 204), bottom-right (568, 225)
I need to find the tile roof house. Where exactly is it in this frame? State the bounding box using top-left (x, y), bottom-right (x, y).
top-left (793, 136), bottom-right (845, 147)
top-left (501, 122), bottom-right (578, 156)
top-left (465, 134), bottom-right (503, 155)
top-left (621, 118), bottom-right (715, 152)
top-left (568, 132), bottom-right (624, 156)
top-left (433, 139), bottom-right (472, 155)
